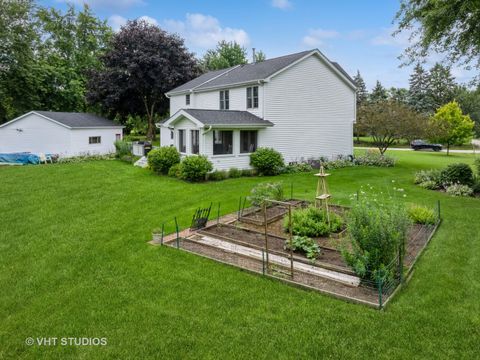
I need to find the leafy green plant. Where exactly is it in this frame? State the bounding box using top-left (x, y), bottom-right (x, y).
top-left (341, 197), bottom-right (411, 282)
top-left (247, 182), bottom-right (284, 206)
top-left (178, 155), bottom-right (213, 182)
top-left (167, 163), bottom-right (181, 178)
top-left (418, 180), bottom-right (439, 190)
top-left (283, 162), bottom-right (313, 173)
top-left (285, 206), bottom-right (343, 238)
top-left (147, 146), bottom-right (180, 174)
top-left (250, 147), bottom-right (284, 175)
top-left (228, 168), bottom-right (242, 178)
top-left (475, 158), bottom-right (480, 176)
top-left (472, 179), bottom-right (480, 194)
top-left (284, 235), bottom-right (320, 262)
top-left (440, 163), bottom-right (474, 186)
top-left (57, 154), bottom-right (115, 163)
top-left (414, 169), bottom-right (442, 188)
top-left (114, 140), bottom-right (132, 158)
top-left (445, 183), bottom-right (473, 197)
top-left (353, 152), bottom-right (395, 167)
top-left (407, 204), bottom-right (436, 225)
top-left (207, 170), bottom-right (228, 181)
top-left (241, 169), bottom-right (256, 177)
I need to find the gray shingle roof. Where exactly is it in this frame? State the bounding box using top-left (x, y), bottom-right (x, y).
top-left (331, 62), bottom-right (355, 85)
top-left (183, 109), bottom-right (273, 127)
top-left (35, 111), bottom-right (123, 128)
top-left (167, 50), bottom-right (313, 94)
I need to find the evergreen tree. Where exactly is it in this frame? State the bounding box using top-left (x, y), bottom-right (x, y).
top-left (353, 70), bottom-right (368, 107)
top-left (427, 63), bottom-right (456, 112)
top-left (408, 63), bottom-right (431, 113)
top-left (388, 87), bottom-right (409, 104)
top-left (369, 80), bottom-right (388, 103)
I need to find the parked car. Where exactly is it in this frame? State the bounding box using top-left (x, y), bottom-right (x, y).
top-left (410, 140), bottom-right (442, 152)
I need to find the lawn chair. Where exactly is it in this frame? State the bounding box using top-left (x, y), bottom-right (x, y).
top-left (38, 153), bottom-right (52, 164)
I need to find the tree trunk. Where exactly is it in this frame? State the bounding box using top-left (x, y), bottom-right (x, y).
top-left (143, 98), bottom-right (156, 141)
top-left (446, 143), bottom-right (450, 156)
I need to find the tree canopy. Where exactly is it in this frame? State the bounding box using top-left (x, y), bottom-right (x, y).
top-left (87, 20), bottom-right (200, 140)
top-left (395, 0), bottom-right (480, 83)
top-left (429, 101), bottom-right (474, 155)
top-left (201, 41), bottom-right (248, 71)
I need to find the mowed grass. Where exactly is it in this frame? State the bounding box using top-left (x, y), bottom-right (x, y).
top-left (0, 151), bottom-right (479, 359)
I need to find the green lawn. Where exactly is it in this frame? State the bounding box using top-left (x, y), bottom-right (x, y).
top-left (1, 151), bottom-right (479, 359)
top-left (354, 136), bottom-right (477, 150)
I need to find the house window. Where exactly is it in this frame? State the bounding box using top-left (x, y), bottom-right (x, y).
top-left (246, 86), bottom-right (259, 109)
top-left (220, 90), bottom-right (229, 110)
top-left (178, 129), bottom-right (186, 153)
top-left (213, 130), bottom-right (233, 155)
top-left (89, 136), bottom-right (101, 144)
top-left (186, 94), bottom-right (190, 105)
top-left (191, 130), bottom-right (199, 154)
top-left (240, 130), bottom-right (258, 153)
top-left (115, 134), bottom-right (122, 141)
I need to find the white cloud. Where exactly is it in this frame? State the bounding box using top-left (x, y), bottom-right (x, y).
top-left (138, 15), bottom-right (158, 26)
top-left (108, 15), bottom-right (127, 31)
top-left (271, 0), bottom-right (292, 10)
top-left (302, 28), bottom-right (339, 47)
top-left (58, 0), bottom-right (144, 10)
top-left (162, 13), bottom-right (250, 49)
top-left (371, 26), bottom-right (413, 47)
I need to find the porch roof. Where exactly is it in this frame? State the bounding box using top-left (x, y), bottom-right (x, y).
top-left (160, 109), bottom-right (274, 128)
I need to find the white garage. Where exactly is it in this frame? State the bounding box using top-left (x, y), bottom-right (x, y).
top-left (0, 111), bottom-right (124, 157)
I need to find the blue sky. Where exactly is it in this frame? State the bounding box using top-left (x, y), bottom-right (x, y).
top-left (41, 0), bottom-right (474, 89)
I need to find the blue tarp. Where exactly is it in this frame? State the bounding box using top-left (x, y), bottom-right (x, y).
top-left (0, 153), bottom-right (40, 165)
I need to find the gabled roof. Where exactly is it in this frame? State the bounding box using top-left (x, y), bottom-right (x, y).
top-left (162, 109), bottom-right (274, 128)
top-left (0, 111), bottom-right (124, 129)
top-left (166, 49), bottom-right (355, 95)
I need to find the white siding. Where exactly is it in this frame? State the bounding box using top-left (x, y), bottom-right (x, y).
top-left (0, 114), bottom-right (72, 156)
top-left (0, 113), bottom-right (122, 157)
top-left (169, 85), bottom-right (264, 118)
top-left (70, 128), bottom-right (122, 156)
top-left (262, 55), bottom-right (354, 162)
top-left (160, 126), bottom-right (174, 147)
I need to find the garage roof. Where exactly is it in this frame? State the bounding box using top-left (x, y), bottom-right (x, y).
top-left (34, 111), bottom-right (123, 128)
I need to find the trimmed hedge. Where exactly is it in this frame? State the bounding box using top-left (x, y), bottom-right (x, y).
top-left (250, 147), bottom-right (284, 175)
top-left (147, 146), bottom-right (180, 174)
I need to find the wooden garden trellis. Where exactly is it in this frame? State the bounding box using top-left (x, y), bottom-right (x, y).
top-left (315, 165), bottom-right (331, 224)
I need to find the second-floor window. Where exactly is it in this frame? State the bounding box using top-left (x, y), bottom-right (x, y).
top-left (246, 86), bottom-right (259, 109)
top-left (186, 94), bottom-right (190, 105)
top-left (220, 90), bottom-right (229, 110)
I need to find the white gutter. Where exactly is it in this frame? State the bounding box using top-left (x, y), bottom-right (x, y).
top-left (202, 125), bottom-right (213, 135)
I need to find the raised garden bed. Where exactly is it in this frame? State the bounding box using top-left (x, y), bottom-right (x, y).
top-left (157, 200), bottom-right (440, 309)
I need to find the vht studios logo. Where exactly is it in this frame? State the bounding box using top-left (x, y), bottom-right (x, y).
top-left (25, 337), bottom-right (107, 346)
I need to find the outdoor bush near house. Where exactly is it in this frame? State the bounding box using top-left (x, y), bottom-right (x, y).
top-left (475, 158), bottom-right (480, 175)
top-left (207, 170), bottom-right (228, 181)
top-left (57, 154), bottom-right (115, 164)
top-left (147, 146), bottom-right (181, 174)
top-left (248, 182), bottom-right (284, 206)
top-left (284, 235), bottom-right (320, 263)
top-left (440, 163), bottom-right (474, 186)
top-left (445, 183), bottom-right (473, 197)
top-left (241, 169), bottom-right (256, 177)
top-left (342, 196), bottom-right (411, 282)
top-left (178, 155), bottom-right (213, 182)
top-left (285, 206), bottom-right (343, 238)
top-left (114, 140), bottom-right (132, 158)
top-left (408, 204), bottom-right (436, 225)
top-left (353, 152), bottom-right (395, 167)
top-left (283, 162), bottom-right (313, 173)
top-left (305, 152), bottom-right (395, 170)
top-left (167, 163), bottom-right (181, 178)
top-left (228, 168), bottom-right (242, 178)
top-left (250, 147), bottom-right (285, 175)
top-left (414, 169), bottom-right (442, 189)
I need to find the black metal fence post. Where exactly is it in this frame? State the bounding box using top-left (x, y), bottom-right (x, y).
top-left (174, 217), bottom-right (179, 249)
top-left (437, 200), bottom-right (441, 221)
top-left (217, 202), bottom-right (221, 224)
top-left (160, 223), bottom-right (164, 246)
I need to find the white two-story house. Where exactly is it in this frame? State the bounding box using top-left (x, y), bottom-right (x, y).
top-left (159, 49), bottom-right (356, 170)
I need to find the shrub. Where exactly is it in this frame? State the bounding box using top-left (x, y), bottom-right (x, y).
top-left (445, 183), bottom-right (473, 197)
top-left (250, 147), bottom-right (284, 175)
top-left (354, 153), bottom-right (395, 167)
top-left (228, 168), bottom-right (242, 178)
top-left (472, 179), bottom-right (480, 194)
top-left (440, 163), bottom-right (474, 186)
top-left (57, 154), bottom-right (115, 163)
top-left (114, 140), bottom-right (131, 158)
top-left (407, 204), bottom-right (436, 225)
top-left (120, 155), bottom-right (134, 163)
top-left (321, 158), bottom-right (355, 170)
top-left (241, 169), bottom-right (256, 177)
top-left (418, 180), bottom-right (439, 190)
top-left (285, 206), bottom-right (343, 238)
top-left (208, 170), bottom-right (228, 181)
top-left (147, 146), bottom-right (180, 174)
top-left (248, 182), bottom-right (284, 206)
top-left (283, 162), bottom-right (314, 173)
top-left (414, 169), bottom-right (442, 186)
top-left (341, 198), bottom-right (411, 282)
top-left (475, 158), bottom-right (480, 176)
top-left (168, 163), bottom-right (181, 178)
top-left (284, 235), bottom-right (320, 263)
top-left (178, 155), bottom-right (212, 182)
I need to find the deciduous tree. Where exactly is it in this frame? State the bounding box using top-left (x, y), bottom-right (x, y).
top-left (429, 101), bottom-right (474, 155)
top-left (87, 20), bottom-right (200, 140)
top-left (201, 41), bottom-right (248, 71)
